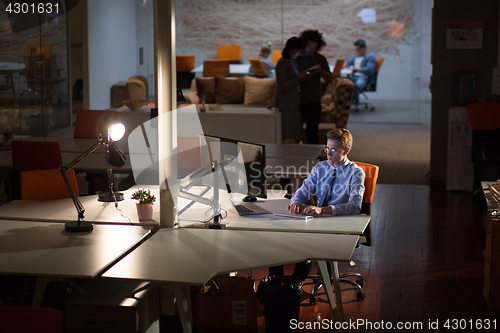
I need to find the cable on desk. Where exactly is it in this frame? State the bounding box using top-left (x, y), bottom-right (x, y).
top-left (111, 187), bottom-right (133, 225)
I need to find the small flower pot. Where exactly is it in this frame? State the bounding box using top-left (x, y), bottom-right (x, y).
top-left (136, 203), bottom-right (154, 221)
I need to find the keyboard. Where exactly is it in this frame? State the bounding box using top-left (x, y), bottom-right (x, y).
top-left (273, 212), bottom-right (314, 220)
top-left (234, 204), bottom-right (255, 215)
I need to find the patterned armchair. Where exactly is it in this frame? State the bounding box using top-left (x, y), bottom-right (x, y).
top-left (320, 78), bottom-right (355, 129)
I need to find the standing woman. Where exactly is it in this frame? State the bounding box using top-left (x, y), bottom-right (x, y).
top-left (274, 37), bottom-right (307, 143)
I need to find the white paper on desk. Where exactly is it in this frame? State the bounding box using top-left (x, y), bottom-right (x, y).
top-left (492, 68), bottom-right (500, 95)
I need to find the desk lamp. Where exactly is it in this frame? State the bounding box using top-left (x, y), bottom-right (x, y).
top-left (98, 123), bottom-right (127, 202)
top-left (59, 123), bottom-right (126, 232)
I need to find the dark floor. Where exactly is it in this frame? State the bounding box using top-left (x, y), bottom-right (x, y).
top-left (161, 184), bottom-right (500, 332)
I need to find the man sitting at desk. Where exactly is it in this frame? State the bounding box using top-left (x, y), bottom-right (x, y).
top-left (288, 128), bottom-right (365, 215)
top-left (343, 39), bottom-right (378, 104)
top-left (269, 128), bottom-right (365, 280)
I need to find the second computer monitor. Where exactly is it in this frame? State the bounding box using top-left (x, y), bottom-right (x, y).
top-left (201, 134), bottom-right (267, 199)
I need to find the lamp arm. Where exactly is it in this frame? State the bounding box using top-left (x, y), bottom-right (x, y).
top-left (59, 166), bottom-right (85, 222)
top-left (64, 140), bottom-right (104, 171)
top-left (59, 139), bottom-right (105, 222)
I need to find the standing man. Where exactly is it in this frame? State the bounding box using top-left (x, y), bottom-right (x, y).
top-left (343, 39), bottom-right (378, 104)
top-left (297, 30), bottom-right (334, 144)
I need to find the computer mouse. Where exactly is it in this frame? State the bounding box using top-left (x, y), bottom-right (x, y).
top-left (242, 195), bottom-right (257, 202)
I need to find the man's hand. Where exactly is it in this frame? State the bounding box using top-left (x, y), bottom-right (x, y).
top-left (287, 203), bottom-right (303, 214)
top-left (302, 205), bottom-right (333, 215)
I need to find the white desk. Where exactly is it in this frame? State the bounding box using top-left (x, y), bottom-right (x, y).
top-left (0, 186), bottom-right (367, 332)
top-left (0, 187), bottom-right (160, 225)
top-left (191, 64), bottom-right (251, 76)
top-left (103, 227), bottom-right (358, 333)
top-left (0, 219), bottom-right (151, 306)
top-left (0, 186), bottom-right (371, 234)
top-left (340, 68), bottom-right (353, 76)
top-left (179, 196), bottom-right (370, 235)
top-left (179, 106), bottom-right (282, 143)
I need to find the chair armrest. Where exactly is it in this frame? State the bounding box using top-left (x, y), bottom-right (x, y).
top-left (183, 92), bottom-right (199, 104)
top-left (321, 78), bottom-right (354, 128)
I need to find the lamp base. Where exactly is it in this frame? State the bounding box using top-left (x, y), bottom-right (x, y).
top-left (65, 221), bottom-right (94, 232)
top-left (98, 192), bottom-right (124, 202)
top-left (204, 222), bottom-right (228, 229)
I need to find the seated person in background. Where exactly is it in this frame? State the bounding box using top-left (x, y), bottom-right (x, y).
top-left (249, 42), bottom-right (276, 77)
top-left (343, 39), bottom-right (377, 103)
top-left (269, 128), bottom-right (365, 280)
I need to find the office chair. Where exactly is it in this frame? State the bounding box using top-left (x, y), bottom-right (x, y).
top-left (272, 50), bottom-right (281, 65)
top-left (11, 140), bottom-right (63, 171)
top-left (353, 57), bottom-right (384, 112)
top-left (203, 59), bottom-right (230, 77)
top-left (321, 78), bottom-right (355, 129)
top-left (0, 304), bottom-right (64, 333)
top-left (176, 54), bottom-right (196, 89)
top-left (306, 161), bottom-right (379, 304)
top-left (249, 57), bottom-right (268, 77)
top-left (332, 57), bottom-right (346, 77)
top-left (9, 141), bottom-right (64, 200)
top-left (217, 45), bottom-right (241, 64)
top-left (126, 75), bottom-right (149, 103)
top-left (20, 168), bottom-right (79, 200)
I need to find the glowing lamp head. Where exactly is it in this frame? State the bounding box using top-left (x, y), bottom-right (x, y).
top-left (109, 123), bottom-right (125, 142)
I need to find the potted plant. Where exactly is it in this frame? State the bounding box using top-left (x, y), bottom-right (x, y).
top-left (131, 188), bottom-right (156, 221)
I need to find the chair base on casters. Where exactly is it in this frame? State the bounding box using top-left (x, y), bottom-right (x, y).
top-left (353, 92), bottom-right (375, 112)
top-left (307, 272), bottom-right (365, 305)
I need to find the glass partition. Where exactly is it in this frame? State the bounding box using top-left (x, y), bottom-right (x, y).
top-left (174, 0), bottom-right (432, 120)
top-left (0, 0), bottom-right (70, 138)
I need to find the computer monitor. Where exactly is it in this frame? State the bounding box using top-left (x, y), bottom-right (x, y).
top-left (201, 134), bottom-right (267, 199)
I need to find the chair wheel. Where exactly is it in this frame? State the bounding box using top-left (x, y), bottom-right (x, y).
top-left (357, 291), bottom-right (365, 301)
top-left (309, 296), bottom-right (318, 305)
top-left (356, 279), bottom-right (363, 287)
top-left (370, 107), bottom-right (375, 111)
top-left (364, 105), bottom-right (368, 109)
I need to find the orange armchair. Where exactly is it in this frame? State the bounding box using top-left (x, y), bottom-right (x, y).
top-left (217, 45), bottom-right (241, 63)
top-left (203, 59), bottom-right (230, 77)
top-left (272, 50), bottom-right (281, 65)
top-left (20, 168), bottom-right (79, 200)
top-left (249, 57), bottom-right (268, 77)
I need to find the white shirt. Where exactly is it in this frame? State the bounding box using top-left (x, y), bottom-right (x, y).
top-left (354, 56), bottom-right (366, 77)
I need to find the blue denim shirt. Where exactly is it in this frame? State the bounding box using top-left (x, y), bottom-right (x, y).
top-left (290, 158), bottom-right (365, 215)
top-left (344, 51), bottom-right (378, 87)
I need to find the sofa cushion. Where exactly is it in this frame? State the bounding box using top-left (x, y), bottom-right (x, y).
top-left (215, 77), bottom-right (245, 104)
top-left (195, 77), bottom-right (216, 103)
top-left (243, 76), bottom-right (276, 106)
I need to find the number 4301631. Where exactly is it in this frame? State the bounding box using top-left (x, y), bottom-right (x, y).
top-left (5, 2), bottom-right (59, 14)
top-left (443, 319), bottom-right (496, 330)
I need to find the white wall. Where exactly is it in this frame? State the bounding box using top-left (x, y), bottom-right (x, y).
top-left (87, 0), bottom-right (137, 109)
top-left (135, 0), bottom-right (154, 98)
top-left (369, 0), bottom-right (432, 101)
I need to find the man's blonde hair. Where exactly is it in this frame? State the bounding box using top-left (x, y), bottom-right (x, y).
top-left (326, 128), bottom-right (353, 150)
